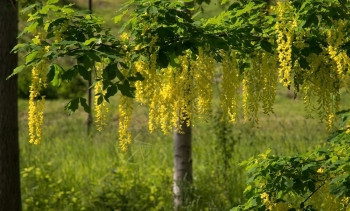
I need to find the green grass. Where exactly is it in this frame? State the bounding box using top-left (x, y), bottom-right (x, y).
top-left (19, 88), bottom-right (350, 210)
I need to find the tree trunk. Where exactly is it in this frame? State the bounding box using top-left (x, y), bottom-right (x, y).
top-left (173, 117), bottom-right (192, 210)
top-left (0, 1), bottom-right (22, 210)
top-left (86, 0), bottom-right (93, 135)
top-left (173, 2), bottom-right (194, 209)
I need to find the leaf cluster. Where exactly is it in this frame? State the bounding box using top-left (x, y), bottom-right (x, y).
top-left (12, 0), bottom-right (142, 113)
top-left (118, 0), bottom-right (274, 67)
top-left (232, 110), bottom-right (350, 211)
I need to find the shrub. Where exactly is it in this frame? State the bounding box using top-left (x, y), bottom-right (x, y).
top-left (21, 162), bottom-right (82, 211)
top-left (88, 162), bottom-right (173, 211)
top-left (232, 110), bottom-right (350, 211)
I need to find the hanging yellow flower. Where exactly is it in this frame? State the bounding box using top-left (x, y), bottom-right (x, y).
top-left (221, 49), bottom-right (239, 123)
top-left (275, 2), bottom-right (296, 87)
top-left (94, 61), bottom-right (109, 131)
top-left (194, 47), bottom-right (214, 116)
top-left (28, 61), bottom-right (47, 145)
top-left (118, 96), bottom-right (133, 152)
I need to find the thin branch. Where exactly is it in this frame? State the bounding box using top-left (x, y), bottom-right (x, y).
top-left (302, 181), bottom-right (326, 205)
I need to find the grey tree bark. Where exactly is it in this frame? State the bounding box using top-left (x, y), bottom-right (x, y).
top-left (173, 2), bottom-right (194, 210)
top-left (0, 0), bottom-right (22, 210)
top-left (173, 119), bottom-right (192, 210)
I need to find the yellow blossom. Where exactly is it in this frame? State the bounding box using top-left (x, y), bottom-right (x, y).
top-left (275, 2), bottom-right (295, 87)
top-left (221, 49), bottom-right (239, 123)
top-left (120, 32), bottom-right (129, 41)
top-left (118, 96), bottom-right (133, 152)
top-left (317, 167), bottom-right (325, 174)
top-left (94, 61), bottom-right (109, 131)
top-left (28, 61), bottom-right (47, 145)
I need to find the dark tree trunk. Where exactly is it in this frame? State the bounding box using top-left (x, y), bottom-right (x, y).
top-left (0, 0), bottom-right (21, 211)
top-left (86, 0), bottom-right (93, 135)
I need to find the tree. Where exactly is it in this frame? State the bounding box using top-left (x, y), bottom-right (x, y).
top-left (173, 1), bottom-right (195, 209)
top-left (12, 0), bottom-right (350, 209)
top-left (86, 0), bottom-right (93, 135)
top-left (0, 0), bottom-right (22, 210)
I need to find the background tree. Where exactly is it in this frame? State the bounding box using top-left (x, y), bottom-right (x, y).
top-left (0, 0), bottom-right (22, 210)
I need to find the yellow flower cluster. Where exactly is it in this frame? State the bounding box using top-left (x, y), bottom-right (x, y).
top-left (242, 53), bottom-right (277, 124)
top-left (134, 35), bottom-right (160, 132)
top-left (120, 32), bottom-right (129, 42)
top-left (221, 49), bottom-right (239, 123)
top-left (94, 62), bottom-right (109, 131)
top-left (194, 47), bottom-right (215, 116)
top-left (275, 2), bottom-right (296, 87)
top-left (327, 21), bottom-right (350, 83)
top-left (149, 53), bottom-right (195, 133)
top-left (28, 61), bottom-right (47, 145)
top-left (243, 58), bottom-right (261, 124)
top-left (118, 96), bottom-right (133, 152)
top-left (317, 167), bottom-right (325, 174)
top-left (261, 52), bottom-right (278, 114)
top-left (177, 53), bottom-right (195, 129)
top-left (260, 192), bottom-right (276, 210)
top-left (134, 47), bottom-right (215, 135)
top-left (302, 52), bottom-right (340, 131)
top-left (341, 197), bottom-right (350, 209)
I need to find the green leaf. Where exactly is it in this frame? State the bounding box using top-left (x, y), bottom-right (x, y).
top-left (7, 65), bottom-right (26, 79)
top-left (65, 98), bottom-right (80, 114)
top-left (21, 4), bottom-right (39, 14)
top-left (79, 98), bottom-right (91, 113)
top-left (61, 7), bottom-right (75, 14)
top-left (11, 43), bottom-right (29, 53)
top-left (299, 57), bottom-right (310, 69)
top-left (97, 94), bottom-right (103, 105)
top-left (48, 64), bottom-right (63, 87)
top-left (84, 38), bottom-right (98, 46)
top-left (25, 22), bottom-right (39, 33)
top-left (105, 85), bottom-right (118, 101)
top-left (47, 0), bottom-right (59, 4)
top-left (61, 67), bottom-right (78, 81)
top-left (103, 63), bottom-right (118, 80)
top-left (78, 66), bottom-right (91, 81)
top-left (260, 40), bottom-right (273, 53)
top-left (25, 51), bottom-right (38, 64)
top-left (78, 55), bottom-right (94, 70)
top-left (157, 49), bottom-right (169, 68)
top-left (118, 81), bottom-right (135, 98)
top-left (114, 10), bottom-right (128, 24)
top-left (234, 2), bottom-right (255, 17)
top-left (221, 0), bottom-right (230, 5)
